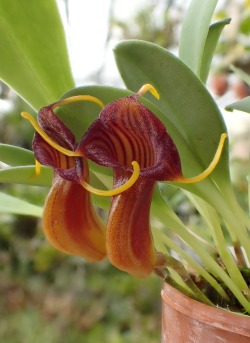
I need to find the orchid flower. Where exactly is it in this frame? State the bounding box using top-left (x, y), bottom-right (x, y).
top-left (22, 84), bottom-right (226, 277)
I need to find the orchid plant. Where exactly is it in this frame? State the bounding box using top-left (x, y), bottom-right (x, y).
top-left (1, 0), bottom-right (250, 315)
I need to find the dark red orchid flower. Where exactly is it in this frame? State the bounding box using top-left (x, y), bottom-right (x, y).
top-left (22, 84), bottom-right (226, 277)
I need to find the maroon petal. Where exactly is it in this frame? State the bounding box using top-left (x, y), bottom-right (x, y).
top-left (106, 169), bottom-right (157, 277)
top-left (43, 172), bottom-right (106, 261)
top-left (37, 103), bottom-right (77, 150)
top-left (33, 103), bottom-right (81, 183)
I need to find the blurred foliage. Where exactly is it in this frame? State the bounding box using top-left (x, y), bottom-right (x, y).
top-left (0, 228), bottom-right (161, 342)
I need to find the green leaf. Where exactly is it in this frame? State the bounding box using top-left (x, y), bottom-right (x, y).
top-left (0, 0), bottom-right (74, 110)
top-left (0, 192), bottom-right (43, 217)
top-left (0, 166), bottom-right (52, 186)
top-left (179, 0), bottom-right (219, 76)
top-left (200, 18), bottom-right (231, 83)
top-left (0, 144), bottom-right (34, 166)
top-left (226, 96), bottom-right (250, 113)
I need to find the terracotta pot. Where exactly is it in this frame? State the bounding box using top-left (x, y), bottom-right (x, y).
top-left (161, 283), bottom-right (250, 343)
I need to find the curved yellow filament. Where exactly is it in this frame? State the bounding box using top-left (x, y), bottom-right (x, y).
top-left (137, 84), bottom-right (160, 100)
top-left (21, 112), bottom-right (83, 157)
top-left (176, 133), bottom-right (227, 184)
top-left (53, 95), bottom-right (105, 110)
top-left (81, 161), bottom-right (140, 196)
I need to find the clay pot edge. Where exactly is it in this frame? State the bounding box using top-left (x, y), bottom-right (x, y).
top-left (162, 283), bottom-right (250, 337)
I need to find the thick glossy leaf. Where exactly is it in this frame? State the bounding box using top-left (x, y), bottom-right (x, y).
top-left (179, 0), bottom-right (219, 76)
top-left (0, 192), bottom-right (42, 217)
top-left (226, 96), bottom-right (250, 113)
top-left (200, 18), bottom-right (231, 83)
top-left (0, 166), bottom-right (52, 186)
top-left (0, 144), bottom-right (34, 166)
top-left (0, 0), bottom-right (74, 110)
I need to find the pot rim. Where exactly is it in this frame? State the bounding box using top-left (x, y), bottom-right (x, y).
top-left (162, 283), bottom-right (250, 337)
